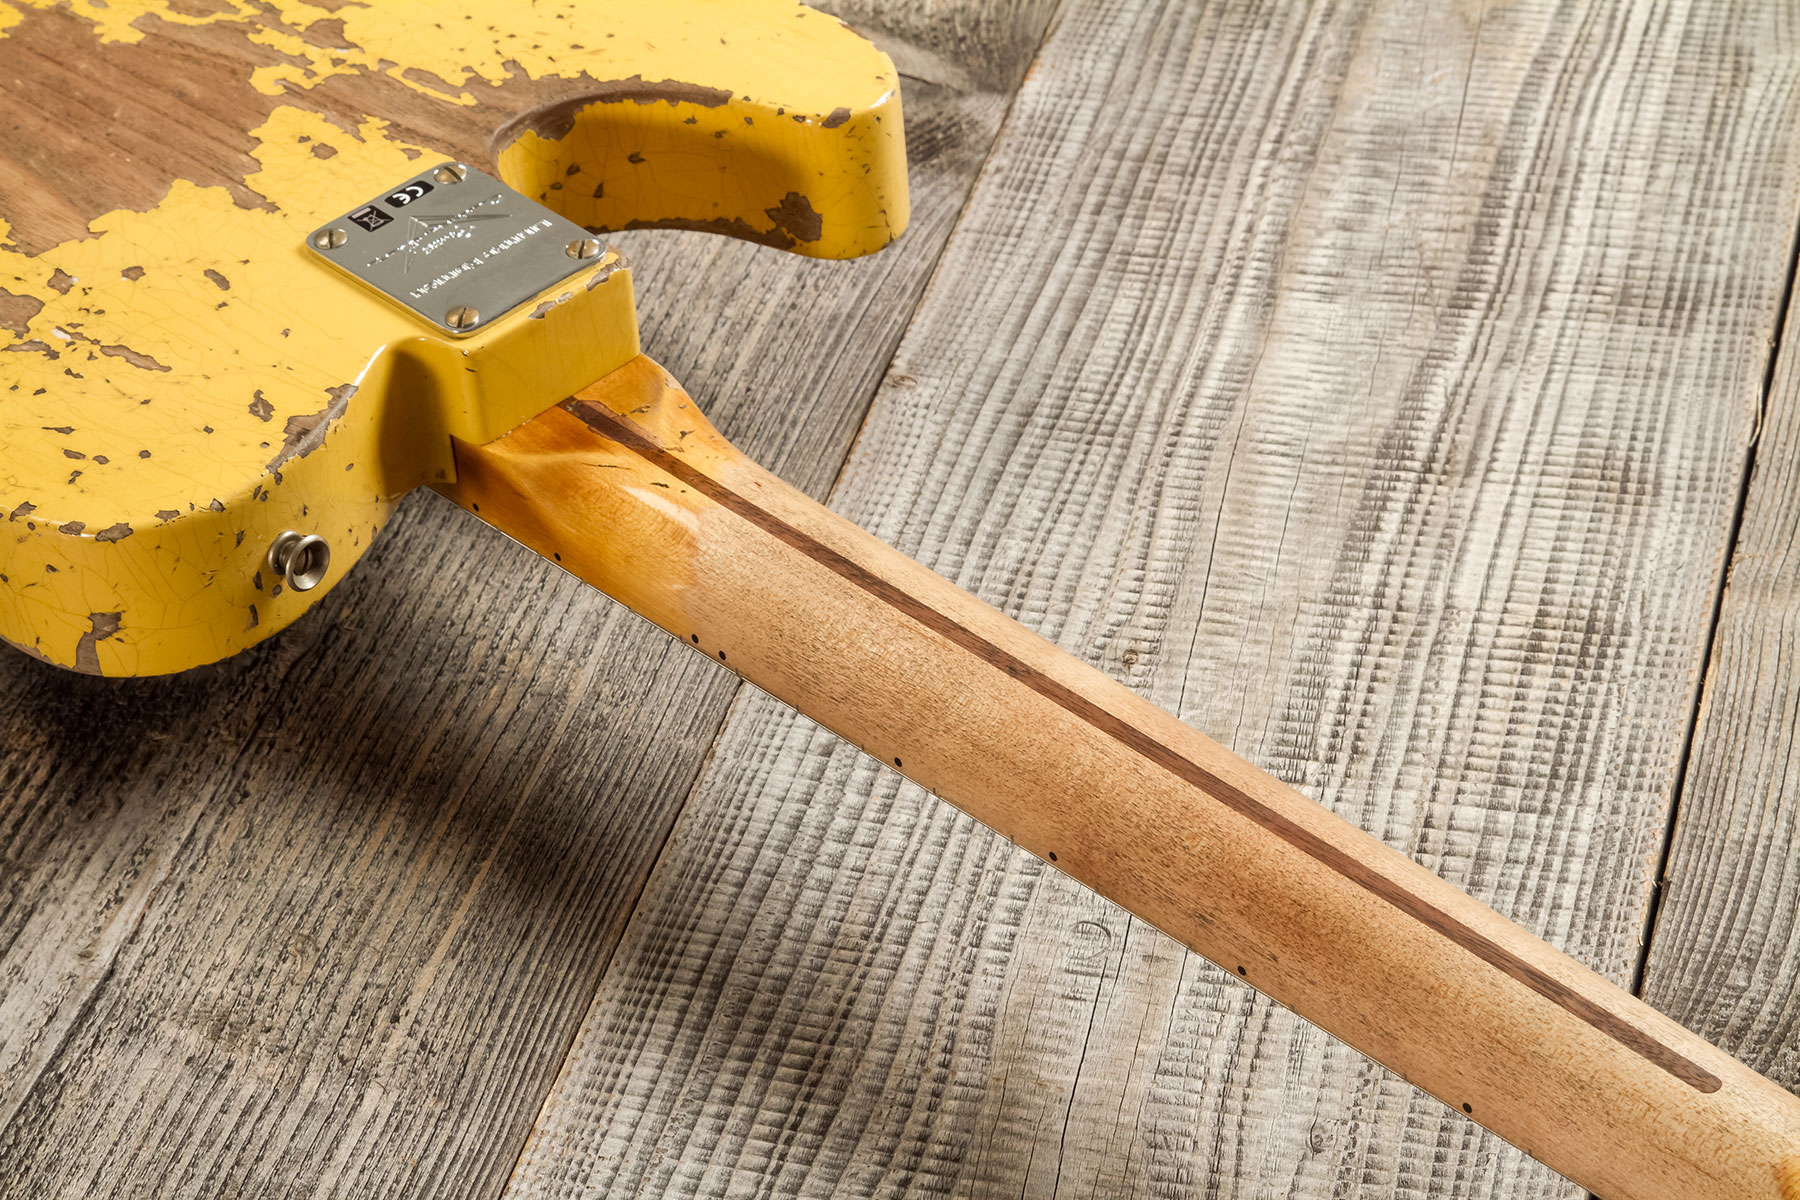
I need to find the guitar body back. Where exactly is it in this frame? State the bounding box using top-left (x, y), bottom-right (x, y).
top-left (0, 0), bottom-right (906, 675)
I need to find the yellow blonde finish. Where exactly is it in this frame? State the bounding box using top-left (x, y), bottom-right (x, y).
top-left (0, 0), bottom-right (905, 675)
top-left (447, 355), bottom-right (1800, 1200)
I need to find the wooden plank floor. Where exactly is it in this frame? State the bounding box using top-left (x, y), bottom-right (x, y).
top-left (5, 2), bottom-right (1800, 1199)
top-left (1639, 218), bottom-right (1800, 1083)
top-left (0, 3), bottom-right (1056, 1195)
top-left (504, 3), bottom-right (1800, 1199)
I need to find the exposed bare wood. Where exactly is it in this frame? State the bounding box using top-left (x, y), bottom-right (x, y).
top-left (506, 2), bottom-right (1800, 1199)
top-left (0, 1), bottom-right (899, 258)
top-left (0, 1), bottom-right (1057, 1193)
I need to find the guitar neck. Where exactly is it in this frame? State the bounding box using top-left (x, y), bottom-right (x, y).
top-left (441, 354), bottom-right (1800, 1200)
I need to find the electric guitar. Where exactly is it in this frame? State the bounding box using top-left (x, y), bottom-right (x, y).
top-left (1, 3), bottom-right (1795, 1198)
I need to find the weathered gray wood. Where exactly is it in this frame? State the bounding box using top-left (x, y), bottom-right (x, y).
top-left (831, 0), bottom-right (1052, 93)
top-left (505, 2), bottom-right (1800, 1199)
top-left (1636, 279), bottom-right (1800, 1087)
top-left (0, 3), bottom-right (1059, 1193)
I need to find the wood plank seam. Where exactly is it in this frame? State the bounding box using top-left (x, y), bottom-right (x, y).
top-left (0, 632), bottom-right (327, 1131)
top-left (1630, 197), bottom-right (1800, 1002)
top-left (492, 3), bottom-right (1800, 1197)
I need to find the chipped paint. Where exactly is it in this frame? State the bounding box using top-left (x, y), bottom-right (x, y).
top-left (98, 344), bottom-right (171, 372)
top-left (0, 106), bottom-right (639, 675)
top-left (0, 0), bottom-right (907, 675)
top-left (70, 610), bottom-right (121, 674)
top-left (765, 192), bottom-right (824, 244)
top-left (3, 0), bottom-right (906, 259)
top-left (0, 287), bottom-right (41, 334)
top-left (8, 0), bottom-right (896, 124)
top-left (268, 383), bottom-right (355, 473)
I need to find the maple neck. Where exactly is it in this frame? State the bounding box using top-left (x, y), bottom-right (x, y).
top-left (440, 355), bottom-right (1800, 1200)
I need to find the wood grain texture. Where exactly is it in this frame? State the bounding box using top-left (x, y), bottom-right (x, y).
top-left (0, 0), bottom-right (903, 258)
top-left (505, 2), bottom-right (1800, 1199)
top-left (447, 359), bottom-right (1800, 1200)
top-left (830, 0), bottom-right (1052, 93)
top-left (0, 1), bottom-right (1057, 1192)
top-left (1637, 254), bottom-right (1800, 1087)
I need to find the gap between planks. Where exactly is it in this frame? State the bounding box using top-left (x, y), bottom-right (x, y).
top-left (1629, 195), bottom-right (1800, 1002)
